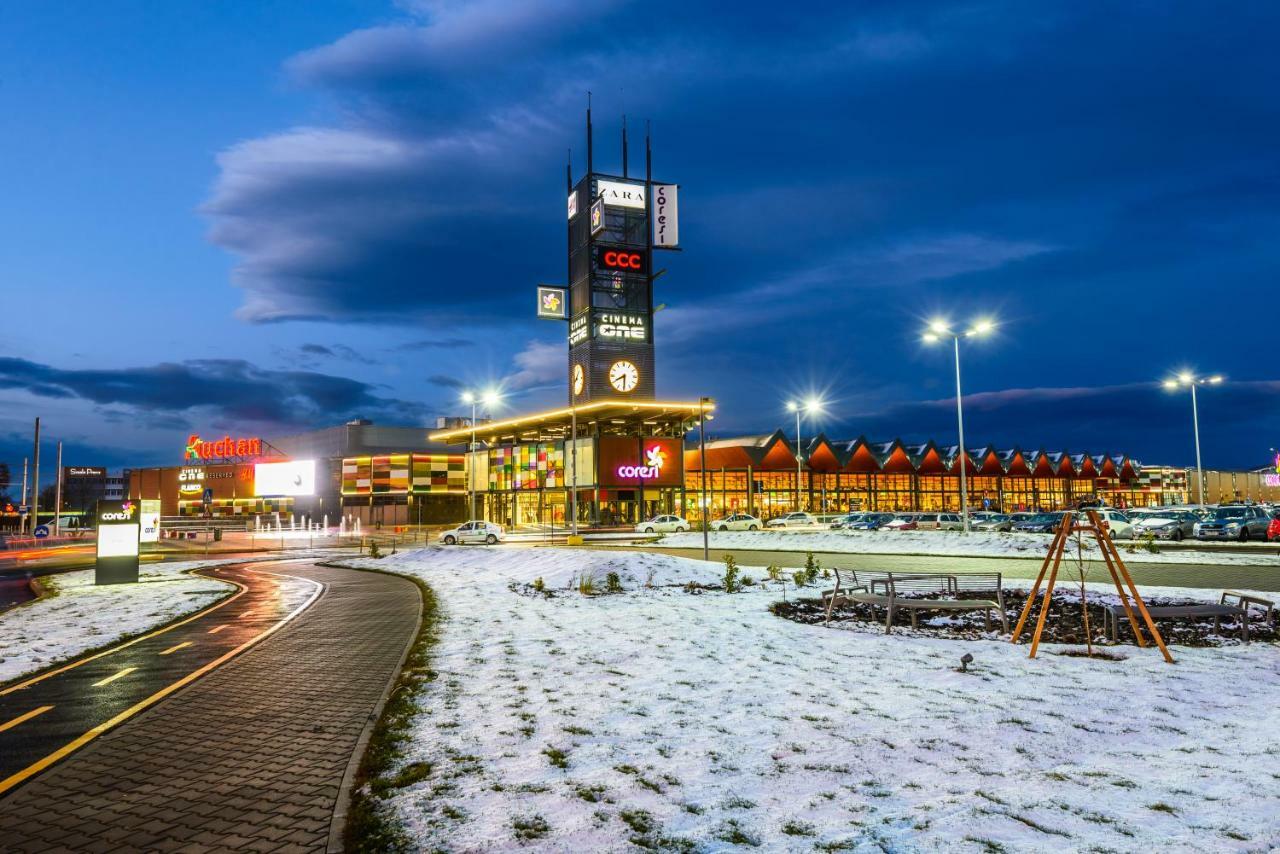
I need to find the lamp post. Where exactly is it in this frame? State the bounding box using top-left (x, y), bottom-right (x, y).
top-left (1162, 372), bottom-right (1222, 506)
top-left (461, 389), bottom-right (501, 521)
top-left (699, 396), bottom-right (712, 562)
top-left (923, 318), bottom-right (995, 533)
top-left (785, 398), bottom-right (824, 513)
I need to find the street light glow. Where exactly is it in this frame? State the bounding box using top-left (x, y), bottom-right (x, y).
top-left (1177, 371), bottom-right (1193, 384)
top-left (922, 332), bottom-right (939, 344)
top-left (786, 401), bottom-right (798, 412)
top-left (461, 391), bottom-right (476, 403)
top-left (804, 397), bottom-right (824, 413)
top-left (928, 319), bottom-right (951, 335)
top-left (482, 389), bottom-right (502, 407)
top-left (1162, 380), bottom-right (1178, 390)
top-left (967, 318), bottom-right (995, 337)
top-left (1207, 375), bottom-right (1223, 384)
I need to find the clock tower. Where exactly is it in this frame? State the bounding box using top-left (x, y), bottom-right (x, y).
top-left (561, 107), bottom-right (678, 403)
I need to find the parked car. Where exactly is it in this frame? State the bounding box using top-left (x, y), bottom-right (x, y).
top-left (829, 513), bottom-right (864, 529)
top-left (438, 520), bottom-right (505, 545)
top-left (1194, 505), bottom-right (1273, 541)
top-left (972, 513), bottom-right (1014, 532)
top-left (1012, 512), bottom-right (1064, 533)
top-left (767, 512), bottom-right (816, 528)
top-left (883, 513), bottom-right (920, 531)
top-left (635, 515), bottom-right (689, 534)
top-left (1088, 508), bottom-right (1135, 539)
top-left (1268, 513), bottom-right (1280, 542)
top-left (914, 512), bottom-right (964, 531)
top-left (844, 512), bottom-right (897, 531)
top-left (1131, 510), bottom-right (1199, 541)
top-left (711, 513), bottom-right (761, 531)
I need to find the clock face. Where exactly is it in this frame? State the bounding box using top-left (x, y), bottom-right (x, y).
top-left (608, 360), bottom-right (639, 393)
top-left (571, 364), bottom-right (584, 396)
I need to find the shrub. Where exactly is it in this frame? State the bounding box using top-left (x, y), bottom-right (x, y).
top-left (792, 570), bottom-right (807, 589)
top-left (368, 540), bottom-right (382, 559)
top-left (722, 554), bottom-right (740, 593)
top-left (1139, 532), bottom-right (1160, 554)
top-left (532, 577), bottom-right (545, 593)
top-left (805, 552), bottom-right (819, 576)
top-left (741, 574), bottom-right (755, 586)
top-left (766, 564), bottom-right (783, 583)
top-left (578, 573), bottom-right (596, 595)
top-left (606, 571), bottom-right (623, 593)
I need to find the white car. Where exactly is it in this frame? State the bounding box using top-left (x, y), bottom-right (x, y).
top-left (767, 512), bottom-right (816, 528)
top-left (1089, 508), bottom-right (1134, 539)
top-left (438, 520), bottom-right (505, 545)
top-left (711, 513), bottom-right (762, 531)
top-left (635, 515), bottom-right (689, 534)
top-left (915, 512), bottom-right (964, 531)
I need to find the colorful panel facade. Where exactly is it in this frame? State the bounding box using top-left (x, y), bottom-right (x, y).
top-left (341, 454), bottom-right (465, 495)
top-left (488, 442), bottom-right (565, 491)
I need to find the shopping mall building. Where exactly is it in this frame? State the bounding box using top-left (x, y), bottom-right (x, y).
top-left (126, 112), bottom-right (1273, 528)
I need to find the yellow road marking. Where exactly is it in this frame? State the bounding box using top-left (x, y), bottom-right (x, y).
top-left (159, 641), bottom-right (193, 656)
top-left (0, 568), bottom-right (324, 797)
top-left (207, 624), bottom-right (230, 634)
top-left (239, 611), bottom-right (256, 619)
top-left (0, 706), bottom-right (54, 733)
top-left (91, 667), bottom-right (137, 688)
top-left (0, 570), bottom-right (249, 697)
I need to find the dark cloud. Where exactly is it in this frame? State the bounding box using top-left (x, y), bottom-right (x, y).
top-left (394, 337), bottom-right (475, 351)
top-left (0, 357), bottom-right (426, 428)
top-left (427, 374), bottom-right (464, 389)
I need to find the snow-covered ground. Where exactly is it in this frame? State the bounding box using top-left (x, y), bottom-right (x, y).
top-left (340, 546), bottom-right (1280, 852)
top-left (649, 528), bottom-right (1280, 566)
top-left (0, 558), bottom-right (307, 684)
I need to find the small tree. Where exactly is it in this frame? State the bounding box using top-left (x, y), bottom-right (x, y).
top-left (722, 554), bottom-right (740, 593)
top-left (605, 571), bottom-right (623, 593)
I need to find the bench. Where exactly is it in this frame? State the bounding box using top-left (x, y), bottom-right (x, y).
top-left (1104, 602), bottom-right (1249, 643)
top-left (1221, 590), bottom-right (1275, 626)
top-left (822, 569), bottom-right (1009, 635)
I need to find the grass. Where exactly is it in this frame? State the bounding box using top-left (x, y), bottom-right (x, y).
top-left (542, 746), bottom-right (569, 769)
top-left (342, 570), bottom-right (441, 853)
top-left (512, 814), bottom-right (550, 841)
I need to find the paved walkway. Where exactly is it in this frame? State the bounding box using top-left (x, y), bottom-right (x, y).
top-left (0, 562), bottom-right (420, 852)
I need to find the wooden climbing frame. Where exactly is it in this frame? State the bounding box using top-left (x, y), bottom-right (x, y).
top-left (1010, 508), bottom-right (1174, 663)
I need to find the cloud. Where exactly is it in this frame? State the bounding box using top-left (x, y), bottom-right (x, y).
top-left (0, 357), bottom-right (425, 428)
top-left (394, 337), bottom-right (474, 351)
top-left (428, 374), bottom-right (464, 389)
top-left (503, 340), bottom-right (563, 390)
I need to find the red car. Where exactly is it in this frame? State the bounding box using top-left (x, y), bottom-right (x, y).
top-left (1268, 514), bottom-right (1280, 542)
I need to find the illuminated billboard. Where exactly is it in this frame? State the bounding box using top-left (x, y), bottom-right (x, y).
top-left (95, 500), bottom-right (140, 584)
top-left (254, 460), bottom-right (316, 497)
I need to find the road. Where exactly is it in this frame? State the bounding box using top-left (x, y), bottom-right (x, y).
top-left (0, 559), bottom-right (420, 851)
top-left (631, 545), bottom-right (1280, 591)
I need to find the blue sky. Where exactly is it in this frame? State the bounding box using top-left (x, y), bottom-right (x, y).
top-left (1, 0), bottom-right (1278, 483)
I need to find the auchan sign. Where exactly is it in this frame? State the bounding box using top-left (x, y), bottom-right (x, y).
top-left (185, 434), bottom-right (263, 461)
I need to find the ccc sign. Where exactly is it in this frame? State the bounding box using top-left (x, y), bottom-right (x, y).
top-left (596, 247), bottom-right (646, 273)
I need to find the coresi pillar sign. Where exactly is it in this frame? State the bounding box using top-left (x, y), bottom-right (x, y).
top-left (95, 499), bottom-right (140, 585)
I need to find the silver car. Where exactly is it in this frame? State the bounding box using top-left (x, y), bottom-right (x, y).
top-left (1195, 505), bottom-right (1272, 541)
top-left (971, 513), bottom-right (1014, 532)
top-left (1132, 510), bottom-right (1198, 541)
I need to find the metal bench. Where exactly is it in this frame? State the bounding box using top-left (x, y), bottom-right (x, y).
top-left (822, 569), bottom-right (1009, 635)
top-left (1103, 601), bottom-right (1249, 643)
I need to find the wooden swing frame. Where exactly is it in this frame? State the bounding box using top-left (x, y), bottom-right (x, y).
top-left (1010, 508), bottom-right (1174, 663)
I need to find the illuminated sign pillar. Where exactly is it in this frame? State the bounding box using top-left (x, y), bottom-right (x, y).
top-left (95, 499), bottom-right (140, 585)
top-left (557, 106), bottom-right (680, 405)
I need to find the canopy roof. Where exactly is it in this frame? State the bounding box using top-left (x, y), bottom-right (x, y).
top-left (429, 399), bottom-right (714, 445)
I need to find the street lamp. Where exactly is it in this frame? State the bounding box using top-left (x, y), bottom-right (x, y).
top-left (462, 389), bottom-right (501, 520)
top-left (786, 397), bottom-right (824, 513)
top-left (922, 318), bottom-right (996, 533)
top-left (1162, 372), bottom-right (1222, 506)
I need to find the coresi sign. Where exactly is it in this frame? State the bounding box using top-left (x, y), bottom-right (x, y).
top-left (186, 434), bottom-right (262, 460)
top-left (617, 445), bottom-right (668, 479)
top-left (597, 179), bottom-right (646, 209)
top-left (653, 184), bottom-right (678, 247)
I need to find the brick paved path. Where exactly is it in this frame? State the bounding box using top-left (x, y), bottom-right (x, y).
top-left (0, 563), bottom-right (420, 853)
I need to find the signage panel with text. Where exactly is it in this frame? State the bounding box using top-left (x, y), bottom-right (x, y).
top-left (598, 437), bottom-right (684, 488)
top-left (95, 500), bottom-right (140, 584)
